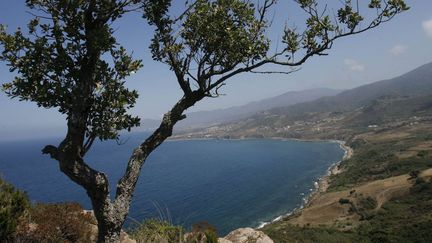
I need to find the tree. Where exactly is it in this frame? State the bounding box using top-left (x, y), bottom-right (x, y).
top-left (0, 0), bottom-right (408, 242)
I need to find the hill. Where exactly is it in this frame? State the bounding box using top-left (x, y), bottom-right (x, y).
top-left (135, 88), bottom-right (341, 132)
top-left (173, 62), bottom-right (432, 139)
top-left (271, 61), bottom-right (432, 116)
top-left (176, 88), bottom-right (342, 130)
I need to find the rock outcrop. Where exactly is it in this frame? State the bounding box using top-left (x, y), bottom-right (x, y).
top-left (219, 228), bottom-right (273, 243)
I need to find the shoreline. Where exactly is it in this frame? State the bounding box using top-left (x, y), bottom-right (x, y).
top-left (169, 135), bottom-right (354, 230)
top-left (306, 140), bottom-right (353, 202)
top-left (255, 139), bottom-right (353, 230)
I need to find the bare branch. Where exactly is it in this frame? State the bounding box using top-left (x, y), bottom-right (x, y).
top-left (250, 68), bottom-right (301, 75)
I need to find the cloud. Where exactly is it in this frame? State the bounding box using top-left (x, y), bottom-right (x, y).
top-left (390, 44), bottom-right (407, 56)
top-left (423, 18), bottom-right (432, 39)
top-left (344, 59), bottom-right (365, 72)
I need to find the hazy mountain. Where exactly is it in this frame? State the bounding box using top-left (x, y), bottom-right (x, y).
top-left (344, 94), bottom-right (432, 127)
top-left (135, 88), bottom-right (341, 131)
top-left (175, 88), bottom-right (342, 129)
top-left (266, 62), bottom-right (432, 117)
top-left (139, 61), bottom-right (432, 133)
top-left (173, 61), bottom-right (432, 139)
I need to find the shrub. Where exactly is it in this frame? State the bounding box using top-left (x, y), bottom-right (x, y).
top-left (339, 198), bottom-right (351, 204)
top-left (15, 202), bottom-right (95, 242)
top-left (358, 196), bottom-right (378, 211)
top-left (411, 178), bottom-right (432, 193)
top-left (414, 177), bottom-right (426, 185)
top-left (409, 170), bottom-right (420, 179)
top-left (130, 219), bottom-right (184, 243)
top-left (417, 150), bottom-right (428, 158)
top-left (0, 177), bottom-right (30, 240)
top-left (186, 221), bottom-right (218, 243)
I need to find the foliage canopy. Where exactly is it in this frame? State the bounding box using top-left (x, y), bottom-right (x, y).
top-left (1, 0), bottom-right (143, 142)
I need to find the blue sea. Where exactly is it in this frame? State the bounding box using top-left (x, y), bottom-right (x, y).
top-left (0, 133), bottom-right (344, 235)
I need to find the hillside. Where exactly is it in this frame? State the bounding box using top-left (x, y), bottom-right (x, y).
top-left (176, 88), bottom-right (341, 129)
top-left (134, 88), bottom-right (341, 132)
top-left (262, 120), bottom-right (432, 243)
top-left (172, 62), bottom-right (432, 140)
top-left (271, 61), bottom-right (432, 116)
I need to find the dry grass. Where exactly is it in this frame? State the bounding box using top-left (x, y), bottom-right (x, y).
top-left (288, 169), bottom-right (432, 229)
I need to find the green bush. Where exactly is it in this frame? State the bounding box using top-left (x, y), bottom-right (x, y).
top-left (0, 177), bottom-right (30, 240)
top-left (130, 219), bottom-right (184, 243)
top-left (358, 196), bottom-right (378, 211)
top-left (417, 150), bottom-right (428, 158)
top-left (409, 170), bottom-right (421, 179)
top-left (411, 178), bottom-right (432, 193)
top-left (339, 198), bottom-right (350, 204)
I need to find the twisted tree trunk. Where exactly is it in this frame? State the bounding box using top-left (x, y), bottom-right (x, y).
top-left (43, 91), bottom-right (204, 242)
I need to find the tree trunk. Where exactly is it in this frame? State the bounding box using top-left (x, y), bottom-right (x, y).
top-left (97, 221), bottom-right (122, 243)
top-left (43, 91), bottom-right (205, 243)
top-left (92, 200), bottom-right (124, 243)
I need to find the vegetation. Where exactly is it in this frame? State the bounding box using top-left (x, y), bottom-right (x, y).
top-left (409, 170), bottom-right (421, 179)
top-left (14, 202), bottom-right (96, 242)
top-left (338, 198), bottom-right (350, 204)
top-left (130, 219), bottom-right (184, 243)
top-left (358, 197), bottom-right (378, 212)
top-left (263, 223), bottom-right (368, 243)
top-left (262, 118), bottom-right (432, 242)
top-left (355, 179), bottom-right (432, 243)
top-left (263, 179), bottom-right (432, 243)
top-left (1, 179), bottom-right (95, 242)
top-left (0, 0), bottom-right (408, 241)
top-left (0, 177), bottom-right (30, 240)
top-left (351, 196), bottom-right (378, 221)
top-left (186, 221), bottom-right (218, 243)
top-left (329, 135), bottom-right (432, 191)
top-left (129, 219), bottom-right (218, 243)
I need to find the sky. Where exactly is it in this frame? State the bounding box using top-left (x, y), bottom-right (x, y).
top-left (0, 0), bottom-right (431, 141)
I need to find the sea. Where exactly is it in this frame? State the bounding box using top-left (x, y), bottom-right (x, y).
top-left (0, 133), bottom-right (344, 235)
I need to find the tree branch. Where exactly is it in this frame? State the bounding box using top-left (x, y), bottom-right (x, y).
top-left (114, 90), bottom-right (205, 212)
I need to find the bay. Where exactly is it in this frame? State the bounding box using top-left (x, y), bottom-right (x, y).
top-left (0, 133), bottom-right (344, 235)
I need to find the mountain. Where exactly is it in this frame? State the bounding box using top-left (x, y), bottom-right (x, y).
top-left (175, 88), bottom-right (342, 130)
top-left (173, 61), bottom-right (432, 139)
top-left (132, 88), bottom-right (341, 132)
top-left (269, 62), bottom-right (432, 117)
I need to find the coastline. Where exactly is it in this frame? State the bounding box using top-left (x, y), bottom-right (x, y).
top-left (255, 139), bottom-right (353, 230)
top-left (169, 135), bottom-right (354, 230)
top-left (307, 140), bottom-right (353, 201)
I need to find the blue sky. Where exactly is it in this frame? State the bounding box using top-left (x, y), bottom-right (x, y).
top-left (0, 0), bottom-right (431, 141)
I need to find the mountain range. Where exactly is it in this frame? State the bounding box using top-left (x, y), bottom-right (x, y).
top-left (172, 61), bottom-right (432, 139)
top-left (138, 88), bottom-right (342, 131)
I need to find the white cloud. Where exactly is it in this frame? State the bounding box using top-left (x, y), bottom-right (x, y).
top-left (423, 18), bottom-right (432, 39)
top-left (390, 44), bottom-right (407, 56)
top-left (344, 59), bottom-right (365, 72)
